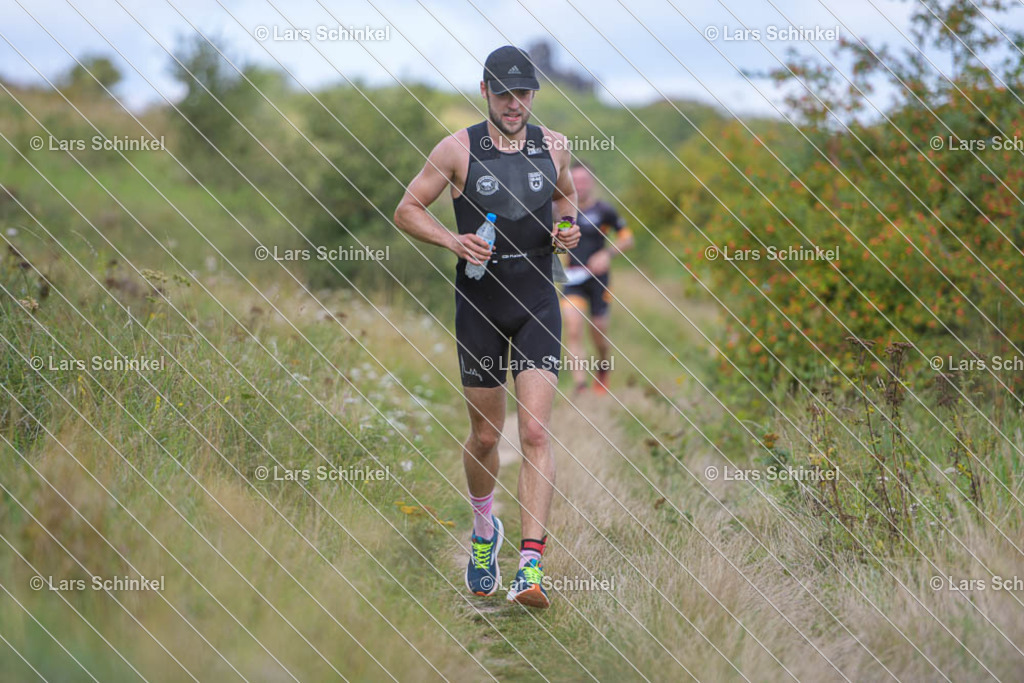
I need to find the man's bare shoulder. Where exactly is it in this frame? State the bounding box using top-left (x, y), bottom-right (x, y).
top-left (538, 126), bottom-right (567, 145)
top-left (431, 129), bottom-right (472, 166)
top-left (538, 126), bottom-right (569, 163)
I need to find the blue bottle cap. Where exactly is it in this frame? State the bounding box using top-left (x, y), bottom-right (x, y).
top-left (486, 212), bottom-right (497, 222)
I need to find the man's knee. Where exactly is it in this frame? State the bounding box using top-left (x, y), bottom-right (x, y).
top-left (468, 425), bottom-right (501, 454)
top-left (519, 418), bottom-right (551, 452)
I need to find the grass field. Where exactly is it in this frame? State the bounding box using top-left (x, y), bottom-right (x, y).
top-left (2, 239), bottom-right (1021, 679)
top-left (2, 33), bottom-right (1024, 677)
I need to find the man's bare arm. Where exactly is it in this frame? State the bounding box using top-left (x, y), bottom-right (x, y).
top-left (394, 137), bottom-right (493, 266)
top-left (394, 138), bottom-right (459, 248)
top-left (547, 131), bottom-right (581, 249)
top-left (549, 132), bottom-right (577, 221)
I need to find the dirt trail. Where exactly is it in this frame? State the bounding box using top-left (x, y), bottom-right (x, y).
top-left (488, 266), bottom-right (701, 546)
top-left (439, 268), bottom-right (1021, 680)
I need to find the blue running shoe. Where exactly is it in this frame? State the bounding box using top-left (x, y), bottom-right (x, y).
top-left (506, 558), bottom-right (549, 608)
top-left (465, 515), bottom-right (503, 596)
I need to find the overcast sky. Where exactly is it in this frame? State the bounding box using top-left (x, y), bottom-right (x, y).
top-left (1, 0), bottom-right (1021, 118)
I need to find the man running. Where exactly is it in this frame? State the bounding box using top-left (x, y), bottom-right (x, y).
top-left (561, 162), bottom-right (633, 395)
top-left (394, 45), bottom-right (579, 609)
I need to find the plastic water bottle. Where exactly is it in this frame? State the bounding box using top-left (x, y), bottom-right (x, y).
top-left (464, 212), bottom-right (497, 280)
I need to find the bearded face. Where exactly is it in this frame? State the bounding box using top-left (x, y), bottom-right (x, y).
top-left (485, 87), bottom-right (534, 137)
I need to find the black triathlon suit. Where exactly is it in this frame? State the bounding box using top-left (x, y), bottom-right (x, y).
top-left (453, 121), bottom-right (562, 388)
top-left (563, 200), bottom-right (626, 318)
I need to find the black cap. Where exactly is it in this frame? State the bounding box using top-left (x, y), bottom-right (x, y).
top-left (483, 46), bottom-right (540, 94)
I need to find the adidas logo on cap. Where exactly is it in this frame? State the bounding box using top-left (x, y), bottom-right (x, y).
top-left (483, 46), bottom-right (540, 92)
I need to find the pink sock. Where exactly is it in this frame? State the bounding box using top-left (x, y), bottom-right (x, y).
top-left (519, 549), bottom-right (542, 569)
top-left (470, 492), bottom-right (494, 539)
top-left (518, 537), bottom-right (546, 569)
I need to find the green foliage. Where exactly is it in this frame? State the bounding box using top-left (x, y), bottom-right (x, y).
top-left (4, 34), bottom-right (1024, 677)
top-left (628, 0), bottom-right (1024, 392)
top-left (61, 54), bottom-right (122, 97)
top-left (168, 34), bottom-right (297, 187)
top-left (532, 83), bottom-right (722, 195)
top-left (302, 85), bottom-right (451, 309)
top-left (763, 343), bottom-right (1019, 558)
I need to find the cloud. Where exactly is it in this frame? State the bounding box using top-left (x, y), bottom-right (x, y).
top-left (0, 0), bottom-right (1018, 116)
